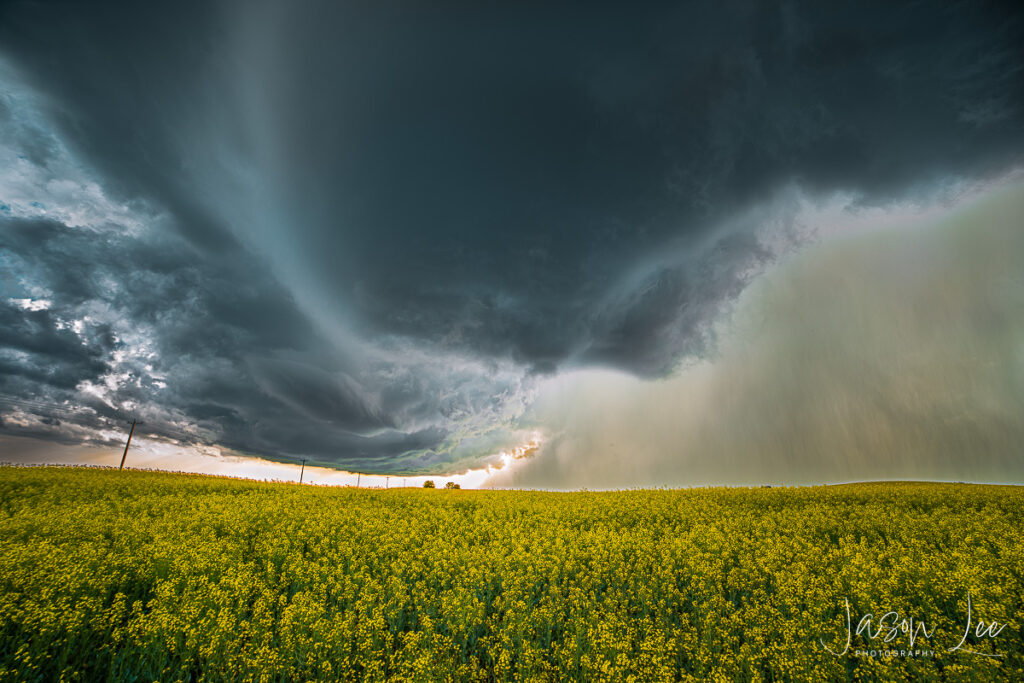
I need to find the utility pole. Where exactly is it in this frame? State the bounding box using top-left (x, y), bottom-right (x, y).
top-left (386, 476), bottom-right (389, 489)
top-left (356, 473), bottom-right (360, 487)
top-left (119, 419), bottom-right (136, 471)
top-left (299, 459), bottom-right (306, 484)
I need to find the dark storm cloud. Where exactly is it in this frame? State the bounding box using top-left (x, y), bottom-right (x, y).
top-left (260, 0), bottom-right (1023, 374)
top-left (0, 300), bottom-right (112, 389)
top-left (0, 1), bottom-right (241, 254)
top-left (0, 211), bottom-right (451, 470)
top-left (1, 0), bottom-right (1023, 471)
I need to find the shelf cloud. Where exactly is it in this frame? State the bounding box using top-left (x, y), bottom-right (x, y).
top-left (1, 1), bottom-right (1022, 480)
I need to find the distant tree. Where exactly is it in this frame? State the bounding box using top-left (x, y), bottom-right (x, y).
top-left (423, 480), bottom-right (435, 488)
top-left (445, 482), bottom-right (461, 489)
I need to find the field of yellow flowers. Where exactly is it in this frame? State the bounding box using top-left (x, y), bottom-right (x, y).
top-left (0, 467), bottom-right (1020, 682)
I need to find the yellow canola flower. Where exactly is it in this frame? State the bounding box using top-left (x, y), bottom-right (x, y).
top-left (0, 469), bottom-right (1020, 681)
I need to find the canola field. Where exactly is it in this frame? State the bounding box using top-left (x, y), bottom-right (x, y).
top-left (0, 467), bottom-right (1021, 682)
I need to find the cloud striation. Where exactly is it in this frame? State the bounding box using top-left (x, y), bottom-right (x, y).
top-left (0, 1), bottom-right (1022, 478)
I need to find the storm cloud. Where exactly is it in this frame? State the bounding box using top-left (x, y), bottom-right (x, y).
top-left (488, 182), bottom-right (1024, 488)
top-left (1, 1), bottom-right (1022, 477)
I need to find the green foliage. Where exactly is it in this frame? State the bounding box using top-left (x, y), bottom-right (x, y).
top-left (0, 468), bottom-right (1022, 681)
top-left (422, 480), bottom-right (435, 488)
top-left (445, 482), bottom-right (460, 490)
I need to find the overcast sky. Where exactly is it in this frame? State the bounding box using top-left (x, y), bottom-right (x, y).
top-left (1, 1), bottom-right (1022, 486)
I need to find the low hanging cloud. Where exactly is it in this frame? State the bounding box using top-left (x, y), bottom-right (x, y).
top-left (488, 182), bottom-right (1024, 489)
top-left (0, 73), bottom-right (516, 472)
top-left (1, 1), bottom-right (1023, 477)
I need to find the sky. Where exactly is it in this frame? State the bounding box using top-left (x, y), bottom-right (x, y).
top-left (0, 1), bottom-right (1022, 488)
